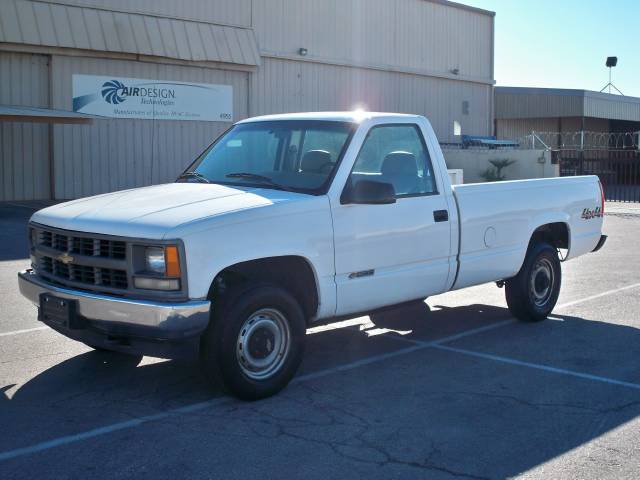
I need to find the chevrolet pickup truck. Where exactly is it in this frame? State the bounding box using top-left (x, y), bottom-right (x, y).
top-left (18, 112), bottom-right (607, 399)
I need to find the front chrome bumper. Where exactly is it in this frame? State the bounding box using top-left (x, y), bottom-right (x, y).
top-left (18, 269), bottom-right (210, 340)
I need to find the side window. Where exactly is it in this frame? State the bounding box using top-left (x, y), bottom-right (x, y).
top-left (350, 125), bottom-right (437, 197)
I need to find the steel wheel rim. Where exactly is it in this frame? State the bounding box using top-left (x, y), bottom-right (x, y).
top-left (236, 308), bottom-right (290, 380)
top-left (529, 258), bottom-right (555, 307)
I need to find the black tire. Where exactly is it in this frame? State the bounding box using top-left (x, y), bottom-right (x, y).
top-left (199, 282), bottom-right (306, 400)
top-left (505, 242), bottom-right (561, 322)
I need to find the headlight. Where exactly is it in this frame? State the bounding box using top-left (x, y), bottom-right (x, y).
top-left (145, 246), bottom-right (166, 273)
top-left (136, 245), bottom-right (182, 291)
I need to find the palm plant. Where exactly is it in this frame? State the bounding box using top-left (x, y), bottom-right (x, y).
top-left (480, 159), bottom-right (516, 182)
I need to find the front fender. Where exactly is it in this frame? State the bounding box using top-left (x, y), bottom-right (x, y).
top-left (176, 196), bottom-right (337, 318)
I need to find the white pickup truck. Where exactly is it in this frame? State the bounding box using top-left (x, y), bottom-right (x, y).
top-left (18, 112), bottom-right (606, 399)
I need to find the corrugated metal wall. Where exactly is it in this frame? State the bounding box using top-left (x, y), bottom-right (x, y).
top-left (0, 52), bottom-right (51, 201)
top-left (496, 88), bottom-right (640, 123)
top-left (584, 96), bottom-right (640, 122)
top-left (252, 0), bottom-right (493, 82)
top-left (0, 0), bottom-right (495, 200)
top-left (495, 92), bottom-right (584, 120)
top-left (0, 0), bottom-right (260, 66)
top-left (496, 118), bottom-right (561, 143)
top-left (49, 0), bottom-right (252, 26)
top-left (497, 117), bottom-right (612, 147)
top-left (251, 57), bottom-right (492, 143)
top-left (50, 56), bottom-right (248, 199)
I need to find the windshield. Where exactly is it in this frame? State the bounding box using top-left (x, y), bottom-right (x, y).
top-left (184, 120), bottom-right (356, 194)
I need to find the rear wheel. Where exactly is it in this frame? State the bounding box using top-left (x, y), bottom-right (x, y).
top-left (200, 283), bottom-right (306, 400)
top-left (505, 242), bottom-right (561, 322)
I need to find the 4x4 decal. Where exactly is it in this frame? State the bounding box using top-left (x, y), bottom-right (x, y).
top-left (581, 207), bottom-right (603, 219)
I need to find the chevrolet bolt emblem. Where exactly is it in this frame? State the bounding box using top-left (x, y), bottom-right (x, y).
top-left (57, 253), bottom-right (74, 264)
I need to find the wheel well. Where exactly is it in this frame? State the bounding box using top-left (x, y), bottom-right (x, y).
top-left (208, 256), bottom-right (319, 321)
top-left (528, 222), bottom-right (569, 251)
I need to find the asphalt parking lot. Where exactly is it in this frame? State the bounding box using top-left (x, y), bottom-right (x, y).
top-left (1, 201), bottom-right (639, 479)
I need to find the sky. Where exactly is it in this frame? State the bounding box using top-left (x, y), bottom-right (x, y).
top-left (461, 0), bottom-right (640, 97)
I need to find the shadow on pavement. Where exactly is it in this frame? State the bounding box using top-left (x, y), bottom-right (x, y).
top-left (0, 202), bottom-right (55, 261)
top-left (2, 302), bottom-right (640, 478)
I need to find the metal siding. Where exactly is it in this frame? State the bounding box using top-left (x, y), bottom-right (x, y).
top-left (0, 1), bottom-right (23, 42)
top-left (495, 92), bottom-right (584, 120)
top-left (39, 0), bottom-right (252, 27)
top-left (81, 8), bottom-right (107, 51)
top-left (496, 118), bottom-right (562, 145)
top-left (496, 88), bottom-right (640, 123)
top-left (32, 2), bottom-right (57, 45)
top-left (15, 0), bottom-right (41, 44)
top-left (250, 57), bottom-right (491, 143)
top-left (49, 55), bottom-right (248, 199)
top-left (0, 52), bottom-right (51, 201)
top-left (50, 4), bottom-right (75, 47)
top-left (584, 96), bottom-right (640, 122)
top-left (0, 0), bottom-right (260, 66)
top-left (252, 0), bottom-right (493, 83)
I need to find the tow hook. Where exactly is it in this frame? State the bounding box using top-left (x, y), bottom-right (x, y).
top-left (496, 280), bottom-right (505, 289)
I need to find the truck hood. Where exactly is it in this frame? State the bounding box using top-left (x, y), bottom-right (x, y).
top-left (31, 183), bottom-right (302, 239)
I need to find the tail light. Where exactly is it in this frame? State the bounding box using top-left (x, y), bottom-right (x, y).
top-left (598, 180), bottom-right (605, 216)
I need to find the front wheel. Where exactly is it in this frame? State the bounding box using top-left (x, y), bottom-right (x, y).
top-left (200, 283), bottom-right (306, 400)
top-left (505, 242), bottom-right (561, 322)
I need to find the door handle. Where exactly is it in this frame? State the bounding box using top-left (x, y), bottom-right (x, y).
top-left (433, 210), bottom-right (449, 222)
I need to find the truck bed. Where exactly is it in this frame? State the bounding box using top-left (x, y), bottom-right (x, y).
top-left (450, 175), bottom-right (603, 290)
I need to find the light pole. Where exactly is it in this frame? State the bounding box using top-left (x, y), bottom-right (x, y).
top-left (600, 56), bottom-right (624, 95)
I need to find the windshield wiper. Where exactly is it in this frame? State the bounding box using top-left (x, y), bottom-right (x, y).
top-left (225, 172), bottom-right (292, 191)
top-left (176, 171), bottom-right (211, 183)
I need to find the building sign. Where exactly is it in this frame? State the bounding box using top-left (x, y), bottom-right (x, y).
top-left (72, 74), bottom-right (233, 122)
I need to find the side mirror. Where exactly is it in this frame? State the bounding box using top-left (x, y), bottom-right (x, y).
top-left (341, 179), bottom-right (396, 205)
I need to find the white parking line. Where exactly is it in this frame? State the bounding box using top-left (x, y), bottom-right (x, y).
top-left (297, 319), bottom-right (514, 382)
top-left (433, 344), bottom-right (640, 390)
top-left (0, 327), bottom-right (47, 337)
top-left (0, 318), bottom-right (514, 463)
top-left (0, 281), bottom-right (638, 462)
top-left (555, 282), bottom-right (640, 310)
top-left (0, 398), bottom-right (230, 462)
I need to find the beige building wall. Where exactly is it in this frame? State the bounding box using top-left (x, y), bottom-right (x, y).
top-left (252, 0), bottom-right (493, 82)
top-left (0, 51), bottom-right (51, 201)
top-left (0, 0), bottom-right (495, 200)
top-left (50, 55), bottom-right (249, 199)
top-left (251, 57), bottom-right (492, 143)
top-left (45, 0), bottom-right (253, 26)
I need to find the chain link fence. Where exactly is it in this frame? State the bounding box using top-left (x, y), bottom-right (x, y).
top-left (516, 130), bottom-right (640, 202)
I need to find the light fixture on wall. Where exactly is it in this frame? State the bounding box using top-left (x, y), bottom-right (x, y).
top-left (450, 68), bottom-right (460, 75)
top-left (298, 47), bottom-right (308, 56)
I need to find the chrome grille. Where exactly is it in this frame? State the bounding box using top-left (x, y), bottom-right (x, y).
top-left (38, 256), bottom-right (127, 289)
top-left (32, 226), bottom-right (129, 292)
top-left (38, 230), bottom-right (126, 260)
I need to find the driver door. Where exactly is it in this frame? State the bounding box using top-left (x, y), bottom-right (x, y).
top-left (331, 123), bottom-right (453, 315)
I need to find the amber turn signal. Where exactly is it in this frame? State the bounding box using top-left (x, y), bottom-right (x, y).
top-left (165, 245), bottom-right (181, 277)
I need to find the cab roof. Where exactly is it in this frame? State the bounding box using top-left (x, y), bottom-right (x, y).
top-left (236, 111), bottom-right (424, 124)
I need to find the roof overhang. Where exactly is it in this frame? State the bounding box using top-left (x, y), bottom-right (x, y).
top-left (0, 0), bottom-right (261, 67)
top-left (0, 105), bottom-right (101, 124)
